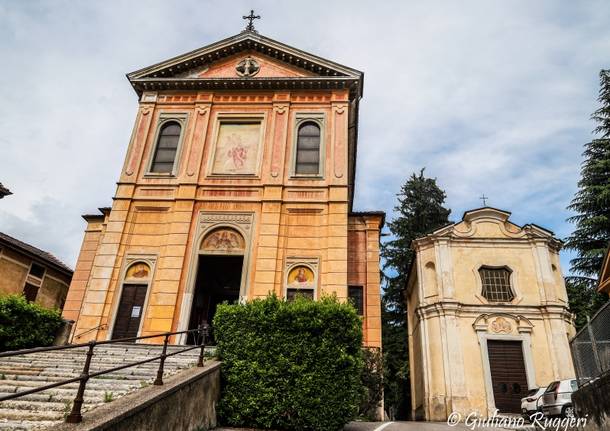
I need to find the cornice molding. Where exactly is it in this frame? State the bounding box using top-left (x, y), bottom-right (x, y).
top-left (414, 300), bottom-right (573, 323)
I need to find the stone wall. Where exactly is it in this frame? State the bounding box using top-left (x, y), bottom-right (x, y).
top-left (52, 361), bottom-right (221, 431)
top-left (347, 214), bottom-right (382, 347)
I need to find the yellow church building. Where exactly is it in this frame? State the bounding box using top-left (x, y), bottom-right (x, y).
top-left (405, 207), bottom-right (575, 420)
top-left (62, 28), bottom-right (384, 347)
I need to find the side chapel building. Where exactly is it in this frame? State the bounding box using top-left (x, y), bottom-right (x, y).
top-left (406, 208), bottom-right (575, 420)
top-left (63, 26), bottom-right (384, 347)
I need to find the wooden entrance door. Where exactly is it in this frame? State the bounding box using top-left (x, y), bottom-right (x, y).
top-left (487, 340), bottom-right (529, 413)
top-left (112, 284), bottom-right (148, 340)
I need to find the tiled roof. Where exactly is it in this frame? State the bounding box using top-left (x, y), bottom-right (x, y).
top-left (0, 231), bottom-right (73, 275)
top-left (349, 211), bottom-right (386, 228)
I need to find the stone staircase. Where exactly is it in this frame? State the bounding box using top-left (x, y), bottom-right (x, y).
top-left (0, 343), bottom-right (213, 430)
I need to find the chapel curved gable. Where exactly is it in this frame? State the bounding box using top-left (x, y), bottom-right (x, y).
top-left (416, 207), bottom-right (561, 247)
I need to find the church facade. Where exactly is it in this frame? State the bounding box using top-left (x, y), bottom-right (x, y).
top-left (62, 29), bottom-right (384, 347)
top-left (405, 208), bottom-right (575, 420)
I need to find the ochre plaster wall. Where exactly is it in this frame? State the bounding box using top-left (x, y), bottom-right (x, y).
top-left (66, 88), bottom-right (382, 348)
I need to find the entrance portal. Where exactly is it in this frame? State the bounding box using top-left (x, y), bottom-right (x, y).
top-left (187, 254), bottom-right (243, 343)
top-left (487, 340), bottom-right (529, 413)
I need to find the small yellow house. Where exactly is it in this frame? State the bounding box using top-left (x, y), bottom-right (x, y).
top-left (0, 231), bottom-right (72, 310)
top-left (405, 207), bottom-right (575, 420)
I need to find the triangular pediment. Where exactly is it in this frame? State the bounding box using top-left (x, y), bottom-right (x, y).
top-left (127, 31), bottom-right (363, 96)
top-left (173, 51), bottom-right (318, 79)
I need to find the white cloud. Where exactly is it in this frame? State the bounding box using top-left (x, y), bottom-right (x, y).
top-left (1, 0), bottom-right (608, 274)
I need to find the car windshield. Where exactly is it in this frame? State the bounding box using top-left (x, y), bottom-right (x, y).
top-left (527, 388), bottom-right (539, 396)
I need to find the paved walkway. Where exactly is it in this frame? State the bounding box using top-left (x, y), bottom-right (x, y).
top-left (344, 421), bottom-right (512, 431)
top-left (217, 421), bottom-right (516, 431)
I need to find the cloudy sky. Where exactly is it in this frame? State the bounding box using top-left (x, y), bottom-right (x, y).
top-left (1, 1), bottom-right (609, 272)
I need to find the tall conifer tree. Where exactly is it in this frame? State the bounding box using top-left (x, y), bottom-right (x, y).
top-left (381, 169), bottom-right (451, 419)
top-left (565, 69), bottom-right (610, 329)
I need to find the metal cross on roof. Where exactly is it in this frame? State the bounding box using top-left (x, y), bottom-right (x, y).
top-left (480, 194), bottom-right (489, 207)
top-left (243, 10), bottom-right (261, 32)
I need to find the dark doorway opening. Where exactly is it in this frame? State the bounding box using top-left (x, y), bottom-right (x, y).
top-left (487, 340), bottom-right (529, 413)
top-left (187, 254), bottom-right (243, 344)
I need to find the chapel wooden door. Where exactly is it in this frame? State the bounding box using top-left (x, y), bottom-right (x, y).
top-left (487, 340), bottom-right (529, 413)
top-left (111, 284), bottom-right (148, 340)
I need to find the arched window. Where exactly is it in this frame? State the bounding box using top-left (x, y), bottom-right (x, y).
top-left (112, 262), bottom-right (151, 340)
top-left (295, 122), bottom-right (321, 175)
top-left (150, 121), bottom-right (181, 173)
top-left (479, 266), bottom-right (514, 302)
top-left (286, 264), bottom-right (315, 300)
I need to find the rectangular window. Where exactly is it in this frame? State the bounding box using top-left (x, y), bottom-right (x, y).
top-left (348, 286), bottom-right (364, 315)
top-left (286, 288), bottom-right (314, 301)
top-left (23, 283), bottom-right (39, 302)
top-left (29, 262), bottom-right (45, 279)
top-left (479, 267), bottom-right (514, 302)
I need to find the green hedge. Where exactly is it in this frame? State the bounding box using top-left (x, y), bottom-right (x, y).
top-left (0, 295), bottom-right (63, 351)
top-left (214, 295), bottom-right (364, 431)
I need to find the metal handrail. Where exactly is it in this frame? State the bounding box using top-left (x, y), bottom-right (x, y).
top-left (0, 325), bottom-right (209, 423)
top-left (71, 323), bottom-right (107, 342)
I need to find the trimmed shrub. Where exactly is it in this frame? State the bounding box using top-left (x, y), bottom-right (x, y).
top-left (214, 294), bottom-right (364, 431)
top-left (0, 295), bottom-right (63, 351)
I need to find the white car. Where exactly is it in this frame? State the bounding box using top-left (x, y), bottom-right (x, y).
top-left (521, 387), bottom-right (546, 420)
top-left (541, 379), bottom-right (578, 418)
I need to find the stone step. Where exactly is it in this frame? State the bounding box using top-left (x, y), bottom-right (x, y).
top-left (0, 419), bottom-right (58, 430)
top-left (0, 391), bottom-right (112, 405)
top-left (1, 400), bottom-right (72, 412)
top-left (0, 343), bottom-right (209, 429)
top-left (4, 385), bottom-right (131, 400)
top-left (0, 376), bottom-right (142, 390)
top-left (1, 379), bottom-right (140, 392)
top-left (0, 408), bottom-right (65, 422)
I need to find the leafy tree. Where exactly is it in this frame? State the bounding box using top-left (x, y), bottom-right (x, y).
top-left (381, 169), bottom-right (451, 419)
top-left (565, 69), bottom-right (610, 328)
